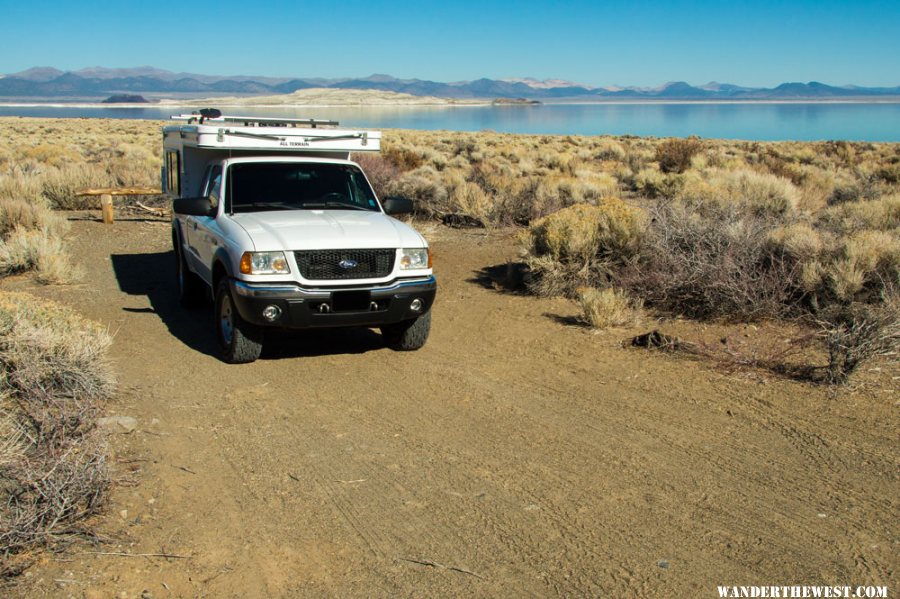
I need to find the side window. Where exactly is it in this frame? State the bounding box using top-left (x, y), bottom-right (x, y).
top-left (165, 151), bottom-right (181, 195)
top-left (207, 166), bottom-right (223, 211)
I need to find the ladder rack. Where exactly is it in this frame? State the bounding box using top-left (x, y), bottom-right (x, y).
top-left (170, 113), bottom-right (339, 128)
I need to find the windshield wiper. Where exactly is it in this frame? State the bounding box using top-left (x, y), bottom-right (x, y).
top-left (244, 202), bottom-right (296, 211)
top-left (302, 201), bottom-right (371, 211)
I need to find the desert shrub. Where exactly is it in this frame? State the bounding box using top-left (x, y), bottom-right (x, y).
top-left (795, 165), bottom-right (836, 212)
top-left (494, 177), bottom-right (542, 226)
top-left (619, 201), bottom-right (800, 319)
top-left (766, 223), bottom-right (828, 294)
top-left (0, 292), bottom-right (114, 564)
top-left (381, 143), bottom-right (425, 171)
top-left (448, 181), bottom-right (493, 225)
top-left (817, 296), bottom-right (900, 384)
top-left (577, 287), bottom-right (642, 328)
top-left (40, 164), bottom-right (115, 210)
top-left (632, 167), bottom-right (681, 198)
top-left (594, 138), bottom-right (626, 162)
top-left (19, 144), bottom-right (80, 168)
top-left (572, 171), bottom-right (619, 201)
top-left (679, 169), bottom-right (800, 218)
top-left (0, 171), bottom-right (44, 204)
top-left (524, 200), bottom-right (644, 297)
top-left (385, 166), bottom-right (449, 217)
top-left (876, 162), bottom-right (900, 184)
top-left (829, 170), bottom-right (882, 204)
top-left (0, 197), bottom-right (68, 239)
top-left (818, 193), bottom-right (900, 233)
top-left (0, 190), bottom-right (80, 284)
top-left (530, 176), bottom-right (577, 218)
top-left (352, 153), bottom-right (400, 199)
top-left (656, 137), bottom-right (703, 174)
top-left (826, 230), bottom-right (900, 302)
top-left (766, 223), bottom-right (824, 262)
top-left (0, 228), bottom-right (82, 284)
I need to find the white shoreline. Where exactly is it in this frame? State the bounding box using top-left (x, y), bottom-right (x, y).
top-left (2, 99), bottom-right (899, 109)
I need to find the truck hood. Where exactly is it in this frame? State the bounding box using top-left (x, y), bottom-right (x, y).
top-left (230, 210), bottom-right (426, 251)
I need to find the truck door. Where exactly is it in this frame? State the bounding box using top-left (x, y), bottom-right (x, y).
top-left (185, 164), bottom-right (222, 283)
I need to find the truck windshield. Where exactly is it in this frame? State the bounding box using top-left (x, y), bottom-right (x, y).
top-left (227, 163), bottom-right (380, 213)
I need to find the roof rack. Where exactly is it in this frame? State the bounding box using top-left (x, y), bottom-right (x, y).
top-left (170, 113), bottom-right (339, 128)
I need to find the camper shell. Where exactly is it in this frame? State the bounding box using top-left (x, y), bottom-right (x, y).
top-left (163, 112), bottom-right (435, 363)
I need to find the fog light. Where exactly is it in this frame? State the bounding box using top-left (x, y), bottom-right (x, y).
top-left (262, 304), bottom-right (282, 322)
top-left (410, 298), bottom-right (423, 312)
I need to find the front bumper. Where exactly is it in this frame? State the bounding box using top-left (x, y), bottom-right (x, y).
top-left (229, 276), bottom-right (437, 328)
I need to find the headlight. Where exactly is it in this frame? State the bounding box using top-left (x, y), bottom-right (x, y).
top-left (399, 248), bottom-right (431, 270)
top-left (240, 251), bottom-right (290, 275)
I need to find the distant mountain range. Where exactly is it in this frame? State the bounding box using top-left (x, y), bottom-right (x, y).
top-left (2, 66), bottom-right (899, 101)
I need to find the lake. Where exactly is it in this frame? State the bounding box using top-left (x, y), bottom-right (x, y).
top-left (1, 102), bottom-right (899, 142)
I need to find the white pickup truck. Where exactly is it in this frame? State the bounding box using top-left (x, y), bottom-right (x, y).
top-left (162, 111), bottom-right (435, 363)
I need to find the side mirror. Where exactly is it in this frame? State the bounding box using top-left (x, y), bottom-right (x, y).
top-left (382, 197), bottom-right (414, 215)
top-left (173, 196), bottom-right (215, 216)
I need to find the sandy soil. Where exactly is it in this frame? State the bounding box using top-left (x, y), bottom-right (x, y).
top-left (7, 217), bottom-right (898, 598)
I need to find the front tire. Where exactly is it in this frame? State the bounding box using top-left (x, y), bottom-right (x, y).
top-left (215, 280), bottom-right (263, 363)
top-left (381, 311), bottom-right (431, 351)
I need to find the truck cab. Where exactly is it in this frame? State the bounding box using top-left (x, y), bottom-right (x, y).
top-left (162, 112), bottom-right (435, 363)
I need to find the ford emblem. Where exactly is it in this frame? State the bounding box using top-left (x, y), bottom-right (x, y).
top-left (338, 259), bottom-right (358, 270)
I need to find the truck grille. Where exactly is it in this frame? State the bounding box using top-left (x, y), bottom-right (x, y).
top-left (294, 249), bottom-right (395, 280)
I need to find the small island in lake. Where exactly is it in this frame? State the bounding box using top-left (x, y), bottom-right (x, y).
top-left (102, 94), bottom-right (150, 103)
top-left (492, 97), bottom-right (542, 105)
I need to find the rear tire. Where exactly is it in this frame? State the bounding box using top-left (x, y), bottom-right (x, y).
top-left (215, 280), bottom-right (263, 363)
top-left (175, 236), bottom-right (207, 308)
top-left (381, 311), bottom-right (431, 351)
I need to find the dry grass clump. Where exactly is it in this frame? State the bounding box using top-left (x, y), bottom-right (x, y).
top-left (448, 180), bottom-right (493, 226)
top-left (0, 292), bottom-right (115, 571)
top-left (817, 294), bottom-right (900, 384)
top-left (827, 231), bottom-right (900, 302)
top-left (577, 287), bottom-right (642, 329)
top-left (524, 200), bottom-right (644, 297)
top-left (677, 168), bottom-right (800, 218)
top-left (818, 192), bottom-right (900, 232)
top-left (0, 197), bottom-right (67, 239)
top-left (0, 228), bottom-right (83, 284)
top-left (0, 197), bottom-right (80, 284)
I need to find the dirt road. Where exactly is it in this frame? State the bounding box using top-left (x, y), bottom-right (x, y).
top-left (11, 218), bottom-right (898, 598)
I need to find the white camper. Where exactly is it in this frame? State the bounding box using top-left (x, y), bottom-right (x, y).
top-left (163, 111), bottom-right (434, 363)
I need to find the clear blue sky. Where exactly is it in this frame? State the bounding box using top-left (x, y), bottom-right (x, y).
top-left (0, 0), bottom-right (897, 87)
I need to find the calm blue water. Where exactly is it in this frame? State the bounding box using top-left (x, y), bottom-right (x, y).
top-left (1, 102), bottom-right (899, 141)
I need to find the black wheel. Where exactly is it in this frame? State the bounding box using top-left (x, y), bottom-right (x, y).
top-left (381, 311), bottom-right (431, 351)
top-left (174, 235), bottom-right (207, 308)
top-left (215, 280), bottom-right (263, 364)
